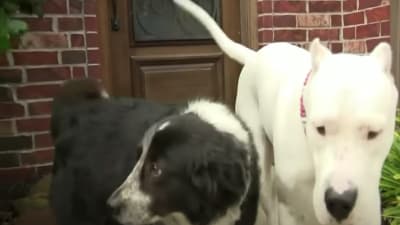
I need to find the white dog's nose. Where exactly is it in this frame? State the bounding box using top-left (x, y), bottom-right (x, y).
top-left (324, 187), bottom-right (357, 222)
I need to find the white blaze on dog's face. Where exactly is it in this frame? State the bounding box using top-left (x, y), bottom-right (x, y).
top-left (305, 39), bottom-right (398, 225)
top-left (107, 101), bottom-right (252, 225)
top-left (107, 123), bottom-right (159, 225)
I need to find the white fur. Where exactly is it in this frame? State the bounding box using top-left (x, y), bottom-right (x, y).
top-left (174, 1), bottom-right (399, 225)
top-left (184, 100), bottom-right (250, 145)
top-left (101, 89), bottom-right (109, 99)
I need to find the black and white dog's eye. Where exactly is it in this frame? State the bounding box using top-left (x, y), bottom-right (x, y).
top-left (367, 131), bottom-right (380, 140)
top-left (150, 163), bottom-right (162, 177)
top-left (316, 126), bottom-right (326, 136)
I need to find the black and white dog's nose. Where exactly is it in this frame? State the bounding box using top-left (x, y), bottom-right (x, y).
top-left (324, 187), bottom-right (357, 222)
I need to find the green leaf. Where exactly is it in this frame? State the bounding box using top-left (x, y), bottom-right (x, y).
top-left (2, 1), bottom-right (20, 14)
top-left (0, 35), bottom-right (11, 52)
top-left (7, 19), bottom-right (27, 36)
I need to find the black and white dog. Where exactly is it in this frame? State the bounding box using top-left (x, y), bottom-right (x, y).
top-left (50, 79), bottom-right (260, 225)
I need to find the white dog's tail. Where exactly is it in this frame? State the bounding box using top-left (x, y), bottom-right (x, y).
top-left (174, 0), bottom-right (255, 65)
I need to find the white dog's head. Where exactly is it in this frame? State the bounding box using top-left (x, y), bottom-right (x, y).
top-left (304, 39), bottom-right (398, 225)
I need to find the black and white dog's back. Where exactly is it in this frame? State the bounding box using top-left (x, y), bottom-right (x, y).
top-left (50, 79), bottom-right (260, 225)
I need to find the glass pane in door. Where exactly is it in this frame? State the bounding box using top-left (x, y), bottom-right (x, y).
top-left (132, 0), bottom-right (221, 42)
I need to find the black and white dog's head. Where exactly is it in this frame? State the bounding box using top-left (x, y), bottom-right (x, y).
top-left (107, 100), bottom-right (255, 225)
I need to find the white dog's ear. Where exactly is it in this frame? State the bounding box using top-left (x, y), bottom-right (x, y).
top-left (370, 42), bottom-right (392, 74)
top-left (309, 38), bottom-right (331, 72)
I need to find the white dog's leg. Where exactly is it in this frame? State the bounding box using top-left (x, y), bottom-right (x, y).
top-left (278, 203), bottom-right (300, 225)
top-left (235, 65), bottom-right (278, 225)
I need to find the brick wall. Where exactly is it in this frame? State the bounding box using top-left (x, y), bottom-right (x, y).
top-left (0, 0), bottom-right (99, 186)
top-left (257, 0), bottom-right (390, 53)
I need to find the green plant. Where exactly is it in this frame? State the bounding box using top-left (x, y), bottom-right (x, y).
top-left (381, 116), bottom-right (400, 225)
top-left (0, 0), bottom-right (46, 52)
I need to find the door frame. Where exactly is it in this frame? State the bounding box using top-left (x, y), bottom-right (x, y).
top-left (391, 0), bottom-right (400, 105)
top-left (96, 0), bottom-right (258, 95)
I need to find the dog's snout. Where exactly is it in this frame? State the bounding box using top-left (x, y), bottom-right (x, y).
top-left (111, 203), bottom-right (124, 217)
top-left (324, 187), bottom-right (357, 222)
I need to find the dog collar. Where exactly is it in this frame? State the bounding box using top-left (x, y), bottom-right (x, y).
top-left (300, 71), bottom-right (311, 133)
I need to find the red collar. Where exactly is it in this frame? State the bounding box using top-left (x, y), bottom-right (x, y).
top-left (300, 71), bottom-right (311, 130)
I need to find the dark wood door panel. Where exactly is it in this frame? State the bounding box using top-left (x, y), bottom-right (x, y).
top-left (131, 54), bottom-right (224, 104)
top-left (97, 0), bottom-right (259, 108)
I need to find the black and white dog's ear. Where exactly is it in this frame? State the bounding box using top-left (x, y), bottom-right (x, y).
top-left (191, 146), bottom-right (249, 207)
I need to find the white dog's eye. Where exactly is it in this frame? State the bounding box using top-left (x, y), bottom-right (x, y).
top-left (367, 130), bottom-right (380, 140)
top-left (150, 163), bottom-right (162, 177)
top-left (316, 126), bottom-right (326, 136)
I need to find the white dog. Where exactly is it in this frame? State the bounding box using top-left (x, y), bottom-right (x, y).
top-left (174, 1), bottom-right (398, 225)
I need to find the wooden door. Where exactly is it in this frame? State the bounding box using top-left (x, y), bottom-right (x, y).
top-left (98, 0), bottom-right (258, 107)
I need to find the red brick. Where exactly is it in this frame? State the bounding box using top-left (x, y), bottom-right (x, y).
top-left (0, 121), bottom-right (14, 136)
top-left (309, 1), bottom-right (341, 12)
top-left (366, 6), bottom-right (390, 23)
top-left (88, 65), bottom-right (101, 79)
top-left (356, 23), bottom-right (380, 39)
top-left (86, 33), bottom-right (99, 48)
top-left (71, 34), bottom-right (85, 47)
top-left (34, 133), bottom-right (53, 148)
top-left (20, 33), bottom-right (68, 49)
top-left (43, 0), bottom-right (67, 14)
top-left (274, 29), bottom-right (306, 42)
top-left (0, 153), bottom-right (20, 168)
top-left (309, 29), bottom-right (340, 41)
top-left (85, 17), bottom-right (98, 32)
top-left (273, 15), bottom-right (296, 27)
top-left (343, 41), bottom-right (366, 53)
top-left (331, 15), bottom-right (342, 27)
top-left (88, 49), bottom-right (100, 64)
top-left (258, 31), bottom-right (272, 43)
top-left (258, 15), bottom-right (273, 28)
top-left (62, 51), bottom-right (86, 64)
top-left (257, 1), bottom-right (272, 14)
top-left (0, 54), bottom-right (9, 66)
top-left (381, 21), bottom-right (390, 36)
top-left (0, 103), bottom-right (25, 119)
top-left (28, 101), bottom-right (53, 116)
top-left (367, 37), bottom-right (391, 52)
top-left (0, 167), bottom-right (36, 184)
top-left (344, 12), bottom-right (365, 26)
top-left (85, 0), bottom-right (97, 14)
top-left (69, 0), bottom-right (83, 14)
top-left (16, 117), bottom-right (51, 132)
top-left (58, 17), bottom-right (83, 31)
top-left (344, 0), bottom-right (357, 11)
top-left (274, 1), bottom-right (306, 13)
top-left (37, 164), bottom-right (53, 176)
top-left (359, 0), bottom-right (382, 10)
top-left (0, 69), bottom-right (23, 83)
top-left (24, 18), bottom-right (53, 31)
top-left (0, 87), bottom-right (13, 102)
top-left (72, 66), bottom-right (86, 78)
top-left (13, 51), bottom-right (58, 65)
top-left (0, 136), bottom-right (32, 151)
top-left (331, 43), bottom-right (343, 53)
top-left (17, 84), bottom-right (61, 100)
top-left (343, 27), bottom-right (355, 39)
top-left (26, 67), bottom-right (71, 82)
top-left (21, 149), bottom-right (54, 165)
top-left (297, 15), bottom-right (330, 27)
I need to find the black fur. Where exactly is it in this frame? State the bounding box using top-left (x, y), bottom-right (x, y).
top-left (50, 79), bottom-right (260, 225)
